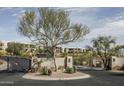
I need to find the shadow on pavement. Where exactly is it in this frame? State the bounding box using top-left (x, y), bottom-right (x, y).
top-left (109, 72), bottom-right (124, 76)
top-left (0, 70), bottom-right (8, 73)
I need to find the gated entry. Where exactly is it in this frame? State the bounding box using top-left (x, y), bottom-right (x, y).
top-left (0, 56), bottom-right (31, 72)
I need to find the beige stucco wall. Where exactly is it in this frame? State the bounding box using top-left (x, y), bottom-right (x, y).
top-left (37, 56), bottom-right (73, 69)
top-left (40, 58), bottom-right (65, 68)
top-left (111, 56), bottom-right (124, 68)
top-left (66, 56), bottom-right (73, 68)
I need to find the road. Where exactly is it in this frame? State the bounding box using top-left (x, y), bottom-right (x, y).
top-left (0, 70), bottom-right (124, 86)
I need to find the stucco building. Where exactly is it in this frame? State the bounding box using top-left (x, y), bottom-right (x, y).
top-left (111, 56), bottom-right (124, 69)
top-left (0, 41), bottom-right (9, 51)
top-left (64, 48), bottom-right (83, 53)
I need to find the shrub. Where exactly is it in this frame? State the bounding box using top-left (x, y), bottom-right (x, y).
top-left (20, 52), bottom-right (30, 58)
top-left (42, 66), bottom-right (48, 75)
top-left (65, 67), bottom-right (74, 74)
top-left (41, 66), bottom-right (52, 75)
top-left (73, 66), bottom-right (77, 73)
top-left (0, 51), bottom-right (7, 56)
top-left (65, 66), bottom-right (77, 74)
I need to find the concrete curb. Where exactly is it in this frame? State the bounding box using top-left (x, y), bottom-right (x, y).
top-left (108, 70), bottom-right (124, 75)
top-left (22, 72), bottom-right (90, 81)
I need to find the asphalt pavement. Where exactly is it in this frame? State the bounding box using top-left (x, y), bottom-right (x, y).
top-left (0, 69), bottom-right (124, 86)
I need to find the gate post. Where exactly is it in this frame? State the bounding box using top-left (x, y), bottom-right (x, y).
top-left (7, 57), bottom-right (9, 71)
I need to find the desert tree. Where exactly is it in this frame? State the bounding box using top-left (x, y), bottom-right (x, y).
top-left (18, 8), bottom-right (90, 71)
top-left (92, 35), bottom-right (116, 69)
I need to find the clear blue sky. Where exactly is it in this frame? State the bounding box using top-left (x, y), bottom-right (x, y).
top-left (0, 7), bottom-right (124, 48)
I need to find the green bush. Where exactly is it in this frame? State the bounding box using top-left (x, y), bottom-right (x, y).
top-left (73, 66), bottom-right (77, 73)
top-left (41, 66), bottom-right (52, 76)
top-left (73, 58), bottom-right (80, 65)
top-left (65, 66), bottom-right (77, 74)
top-left (65, 67), bottom-right (74, 74)
top-left (0, 51), bottom-right (7, 56)
top-left (42, 66), bottom-right (48, 75)
top-left (20, 52), bottom-right (30, 58)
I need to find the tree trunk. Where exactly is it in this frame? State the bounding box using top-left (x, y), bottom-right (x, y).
top-left (53, 48), bottom-right (57, 72)
top-left (98, 51), bottom-right (105, 69)
top-left (53, 55), bottom-right (57, 72)
top-left (104, 49), bottom-right (108, 70)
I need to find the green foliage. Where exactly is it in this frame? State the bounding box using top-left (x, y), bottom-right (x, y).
top-left (40, 66), bottom-right (52, 76)
top-left (91, 35), bottom-right (116, 69)
top-left (92, 35), bottom-right (116, 55)
top-left (73, 52), bottom-right (90, 65)
top-left (20, 52), bottom-right (31, 58)
top-left (110, 45), bottom-right (124, 56)
top-left (65, 67), bottom-right (76, 74)
top-left (6, 42), bottom-right (23, 56)
top-left (39, 66), bottom-right (47, 75)
top-left (73, 56), bottom-right (82, 65)
top-left (42, 66), bottom-right (48, 75)
top-left (0, 51), bottom-right (7, 56)
top-left (37, 47), bottom-right (43, 53)
top-left (73, 66), bottom-right (77, 73)
top-left (6, 42), bottom-right (37, 58)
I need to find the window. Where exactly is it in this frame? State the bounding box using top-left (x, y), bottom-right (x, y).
top-left (68, 58), bottom-right (70, 63)
top-left (113, 58), bottom-right (115, 62)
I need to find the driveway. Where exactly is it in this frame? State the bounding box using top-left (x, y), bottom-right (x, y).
top-left (0, 70), bottom-right (124, 86)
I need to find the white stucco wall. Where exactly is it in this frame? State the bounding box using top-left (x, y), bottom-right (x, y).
top-left (111, 56), bottom-right (124, 68)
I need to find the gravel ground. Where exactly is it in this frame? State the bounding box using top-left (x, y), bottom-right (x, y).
top-left (22, 71), bottom-right (90, 80)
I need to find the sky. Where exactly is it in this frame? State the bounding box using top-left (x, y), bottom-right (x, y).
top-left (0, 7), bottom-right (124, 48)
